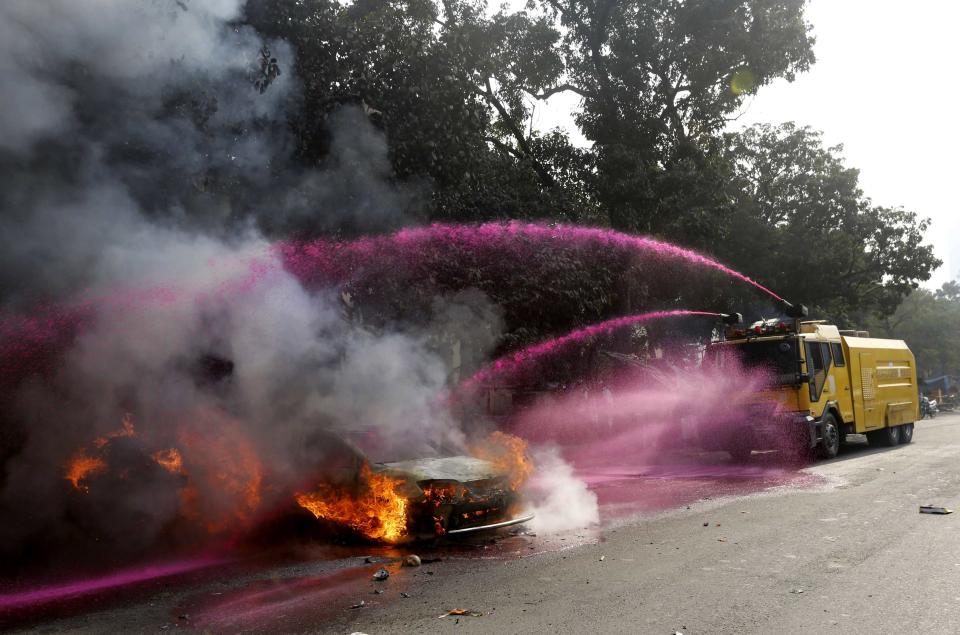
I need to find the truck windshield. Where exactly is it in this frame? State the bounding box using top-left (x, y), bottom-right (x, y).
top-left (712, 339), bottom-right (800, 385)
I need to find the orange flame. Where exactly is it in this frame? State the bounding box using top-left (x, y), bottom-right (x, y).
top-left (62, 411), bottom-right (263, 536)
top-left (176, 421), bottom-right (264, 534)
top-left (93, 413), bottom-right (136, 448)
top-left (296, 464), bottom-right (408, 543)
top-left (152, 448), bottom-right (184, 474)
top-left (471, 431), bottom-right (533, 490)
top-left (64, 414), bottom-right (139, 492)
top-left (64, 450), bottom-right (107, 492)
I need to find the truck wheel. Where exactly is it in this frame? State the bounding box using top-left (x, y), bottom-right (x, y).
top-left (867, 425), bottom-right (900, 447)
top-left (899, 422), bottom-right (914, 444)
top-left (818, 414), bottom-right (840, 459)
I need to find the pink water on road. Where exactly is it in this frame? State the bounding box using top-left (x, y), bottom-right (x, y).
top-left (0, 557), bottom-right (223, 611)
top-left (584, 461), bottom-right (821, 521)
top-left (498, 339), bottom-right (818, 521)
top-left (459, 309), bottom-right (720, 391)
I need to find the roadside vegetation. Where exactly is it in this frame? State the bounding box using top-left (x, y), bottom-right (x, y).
top-left (241, 1), bottom-right (939, 328)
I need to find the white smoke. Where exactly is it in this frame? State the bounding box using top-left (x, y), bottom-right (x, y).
top-left (0, 0), bottom-right (494, 568)
top-left (0, 0), bottom-right (290, 156)
top-left (523, 446), bottom-right (599, 534)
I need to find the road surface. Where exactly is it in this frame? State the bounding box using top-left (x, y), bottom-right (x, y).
top-left (6, 414), bottom-right (960, 634)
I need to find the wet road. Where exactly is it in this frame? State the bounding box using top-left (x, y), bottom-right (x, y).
top-left (342, 415), bottom-right (960, 635)
top-left (6, 414), bottom-right (960, 634)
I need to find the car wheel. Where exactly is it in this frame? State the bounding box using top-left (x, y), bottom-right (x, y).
top-left (818, 414), bottom-right (840, 459)
top-left (867, 425), bottom-right (900, 447)
top-left (899, 422), bottom-right (914, 444)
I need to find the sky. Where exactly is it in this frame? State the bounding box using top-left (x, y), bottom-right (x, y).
top-left (528, 0), bottom-right (960, 288)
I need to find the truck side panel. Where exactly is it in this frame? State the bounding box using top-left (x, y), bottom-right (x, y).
top-left (851, 352), bottom-right (881, 431)
top-left (844, 336), bottom-right (918, 433)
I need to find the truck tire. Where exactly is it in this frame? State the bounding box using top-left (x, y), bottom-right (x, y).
top-left (818, 414), bottom-right (840, 459)
top-left (899, 422), bottom-right (914, 444)
top-left (867, 425), bottom-right (900, 447)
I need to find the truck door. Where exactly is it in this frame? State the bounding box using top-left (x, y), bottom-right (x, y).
top-left (804, 341), bottom-right (831, 413)
top-left (855, 352), bottom-right (882, 429)
top-left (830, 342), bottom-right (855, 422)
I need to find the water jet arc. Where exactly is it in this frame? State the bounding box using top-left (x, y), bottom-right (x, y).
top-left (461, 309), bottom-right (723, 391)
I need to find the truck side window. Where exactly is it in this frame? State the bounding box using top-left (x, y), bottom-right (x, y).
top-left (820, 342), bottom-right (834, 371)
top-left (806, 342), bottom-right (829, 401)
top-left (831, 342), bottom-right (845, 367)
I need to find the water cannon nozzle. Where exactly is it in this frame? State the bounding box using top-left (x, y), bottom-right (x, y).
top-left (721, 312), bottom-right (743, 325)
top-left (783, 302), bottom-right (808, 319)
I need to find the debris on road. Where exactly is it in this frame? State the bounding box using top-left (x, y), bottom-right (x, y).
top-left (920, 505), bottom-right (953, 514)
top-left (373, 568), bottom-right (390, 581)
top-left (349, 600), bottom-right (366, 610)
top-left (790, 589), bottom-right (805, 594)
top-left (372, 589), bottom-right (384, 595)
top-left (400, 592), bottom-right (411, 598)
top-left (599, 555), bottom-right (605, 562)
top-left (703, 522), bottom-right (709, 527)
top-left (439, 609), bottom-right (483, 618)
top-left (403, 555), bottom-right (422, 567)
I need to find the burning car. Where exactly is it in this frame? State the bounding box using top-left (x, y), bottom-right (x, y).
top-left (294, 432), bottom-right (534, 542)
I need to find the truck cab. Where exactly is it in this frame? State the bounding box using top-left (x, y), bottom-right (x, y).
top-left (706, 317), bottom-right (919, 460)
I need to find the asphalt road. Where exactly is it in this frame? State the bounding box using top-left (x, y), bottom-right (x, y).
top-left (8, 414), bottom-right (960, 634)
top-left (338, 414), bottom-right (960, 635)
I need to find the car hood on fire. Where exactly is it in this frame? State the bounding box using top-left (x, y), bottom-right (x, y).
top-left (376, 456), bottom-right (502, 483)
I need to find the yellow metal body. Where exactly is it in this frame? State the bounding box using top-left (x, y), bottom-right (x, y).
top-left (723, 322), bottom-right (919, 431)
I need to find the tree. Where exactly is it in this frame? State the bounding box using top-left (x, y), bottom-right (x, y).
top-left (244, 0), bottom-right (597, 228)
top-left (244, 0), bottom-right (817, 241)
top-left (720, 123), bottom-right (941, 322)
top-left (533, 0), bottom-right (815, 240)
top-left (868, 284), bottom-right (960, 379)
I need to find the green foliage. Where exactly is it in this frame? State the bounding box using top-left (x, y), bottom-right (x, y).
top-left (243, 0), bottom-right (817, 239)
top-left (867, 284), bottom-right (960, 378)
top-left (720, 123), bottom-right (941, 322)
top-left (241, 0), bottom-right (939, 338)
top-left (244, 0), bottom-right (595, 225)
top-left (542, 0), bottom-right (814, 241)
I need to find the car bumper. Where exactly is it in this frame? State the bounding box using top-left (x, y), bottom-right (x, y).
top-left (445, 512), bottom-right (535, 535)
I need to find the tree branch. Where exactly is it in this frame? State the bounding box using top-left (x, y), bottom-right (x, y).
top-left (528, 82), bottom-right (594, 100)
top-left (651, 65), bottom-right (688, 143)
top-left (482, 77), bottom-right (556, 187)
top-left (485, 136), bottom-right (523, 159)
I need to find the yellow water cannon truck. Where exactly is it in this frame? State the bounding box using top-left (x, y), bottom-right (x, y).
top-left (706, 303), bottom-right (919, 460)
